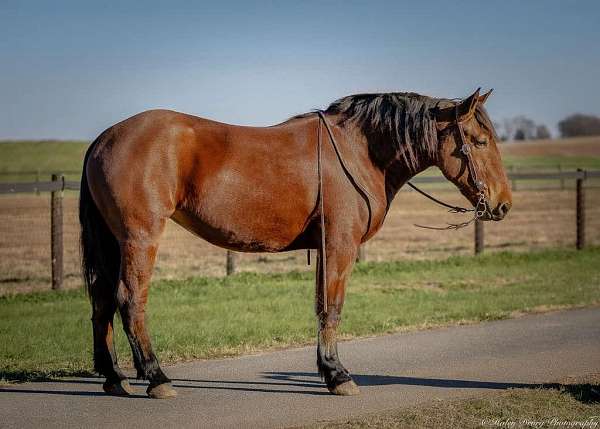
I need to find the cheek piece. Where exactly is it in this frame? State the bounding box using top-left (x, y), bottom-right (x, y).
top-left (406, 104), bottom-right (489, 230)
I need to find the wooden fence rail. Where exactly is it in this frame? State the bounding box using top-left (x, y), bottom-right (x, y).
top-left (1, 170), bottom-right (598, 288)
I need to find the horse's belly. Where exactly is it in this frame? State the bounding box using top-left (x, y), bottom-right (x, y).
top-left (172, 187), bottom-right (313, 252)
top-left (171, 208), bottom-right (308, 252)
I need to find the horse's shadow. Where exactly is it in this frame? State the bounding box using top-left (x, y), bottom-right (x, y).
top-left (0, 371), bottom-right (541, 398)
top-left (2, 371), bottom-right (598, 403)
top-left (259, 371), bottom-right (535, 390)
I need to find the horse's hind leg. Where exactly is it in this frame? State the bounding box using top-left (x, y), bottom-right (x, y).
top-left (116, 237), bottom-right (176, 399)
top-left (90, 280), bottom-right (134, 395)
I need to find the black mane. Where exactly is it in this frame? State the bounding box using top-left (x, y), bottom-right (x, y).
top-left (324, 92), bottom-right (441, 171)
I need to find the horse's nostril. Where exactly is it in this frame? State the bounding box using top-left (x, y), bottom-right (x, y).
top-left (496, 202), bottom-right (511, 218)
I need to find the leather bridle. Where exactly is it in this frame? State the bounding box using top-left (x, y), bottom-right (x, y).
top-left (408, 104), bottom-right (489, 230)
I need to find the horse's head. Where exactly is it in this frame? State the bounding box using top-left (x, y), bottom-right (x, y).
top-left (433, 89), bottom-right (512, 221)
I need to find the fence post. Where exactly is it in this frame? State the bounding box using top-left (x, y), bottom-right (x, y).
top-left (35, 169), bottom-right (40, 196)
top-left (576, 169), bottom-right (585, 250)
top-left (356, 246), bottom-right (366, 262)
top-left (226, 250), bottom-right (236, 275)
top-left (511, 165), bottom-right (518, 191)
top-left (474, 219), bottom-right (484, 254)
top-left (51, 174), bottom-right (64, 290)
top-left (558, 164), bottom-right (565, 190)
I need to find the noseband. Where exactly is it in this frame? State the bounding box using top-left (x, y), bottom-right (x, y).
top-left (408, 105), bottom-right (489, 230)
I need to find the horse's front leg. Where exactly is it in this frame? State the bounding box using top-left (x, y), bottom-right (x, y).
top-left (315, 244), bottom-right (360, 396)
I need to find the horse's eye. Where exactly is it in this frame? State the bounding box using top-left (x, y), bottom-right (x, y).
top-left (475, 137), bottom-right (488, 146)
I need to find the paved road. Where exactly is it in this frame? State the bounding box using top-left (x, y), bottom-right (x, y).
top-left (1, 308), bottom-right (599, 428)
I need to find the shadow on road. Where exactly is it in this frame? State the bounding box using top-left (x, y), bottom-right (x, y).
top-left (2, 372), bottom-right (598, 403)
top-left (0, 375), bottom-right (329, 398)
top-left (263, 372), bottom-right (600, 403)
top-left (0, 387), bottom-right (146, 398)
top-left (262, 371), bottom-right (537, 390)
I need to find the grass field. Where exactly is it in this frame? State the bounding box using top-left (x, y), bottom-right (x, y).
top-left (308, 374), bottom-right (600, 428)
top-left (0, 140), bottom-right (87, 182)
top-left (1, 247), bottom-right (599, 382)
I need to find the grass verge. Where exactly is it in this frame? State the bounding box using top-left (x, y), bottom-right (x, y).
top-left (306, 375), bottom-right (600, 429)
top-left (1, 247), bottom-right (599, 382)
top-left (0, 140), bottom-right (87, 181)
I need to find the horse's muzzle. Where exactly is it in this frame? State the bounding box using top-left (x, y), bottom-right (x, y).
top-left (491, 202), bottom-right (511, 221)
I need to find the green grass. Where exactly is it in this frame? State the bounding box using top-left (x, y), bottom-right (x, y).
top-left (1, 248), bottom-right (599, 382)
top-left (0, 140), bottom-right (88, 181)
top-left (308, 377), bottom-right (600, 428)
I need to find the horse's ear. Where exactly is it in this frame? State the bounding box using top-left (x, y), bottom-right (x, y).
top-left (478, 88), bottom-right (493, 104)
top-left (455, 88), bottom-right (480, 121)
top-left (432, 88), bottom-right (480, 126)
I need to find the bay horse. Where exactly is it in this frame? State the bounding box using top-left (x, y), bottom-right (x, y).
top-left (79, 88), bottom-right (512, 399)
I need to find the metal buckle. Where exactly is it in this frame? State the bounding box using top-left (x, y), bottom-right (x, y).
top-left (475, 192), bottom-right (487, 218)
top-left (461, 144), bottom-right (471, 155)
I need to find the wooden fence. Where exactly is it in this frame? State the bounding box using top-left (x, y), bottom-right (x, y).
top-left (1, 169), bottom-right (598, 290)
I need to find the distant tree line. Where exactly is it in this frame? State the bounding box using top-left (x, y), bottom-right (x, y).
top-left (495, 112), bottom-right (600, 142)
top-left (496, 116), bottom-right (551, 141)
top-left (558, 114), bottom-right (600, 138)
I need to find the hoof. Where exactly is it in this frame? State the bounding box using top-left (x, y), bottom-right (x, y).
top-left (103, 379), bottom-right (136, 396)
top-left (147, 383), bottom-right (177, 399)
top-left (329, 380), bottom-right (360, 396)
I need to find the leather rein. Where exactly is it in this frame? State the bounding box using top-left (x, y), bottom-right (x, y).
top-left (314, 110), bottom-right (374, 314)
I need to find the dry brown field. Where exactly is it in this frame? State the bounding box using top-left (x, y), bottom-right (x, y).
top-left (1, 185), bottom-right (599, 295)
top-left (499, 136), bottom-right (600, 157)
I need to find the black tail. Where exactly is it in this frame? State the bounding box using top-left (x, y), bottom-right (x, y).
top-left (79, 145), bottom-right (120, 297)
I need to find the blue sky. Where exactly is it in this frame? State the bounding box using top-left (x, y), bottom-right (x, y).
top-left (1, 0), bottom-right (599, 140)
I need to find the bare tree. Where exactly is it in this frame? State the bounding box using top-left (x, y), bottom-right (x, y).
top-left (499, 116), bottom-right (541, 141)
top-left (512, 116), bottom-right (536, 140)
top-left (502, 118), bottom-right (515, 141)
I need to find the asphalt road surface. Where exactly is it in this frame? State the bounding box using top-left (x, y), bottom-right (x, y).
top-left (1, 308), bottom-right (599, 428)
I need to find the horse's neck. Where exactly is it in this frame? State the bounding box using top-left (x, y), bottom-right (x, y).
top-left (328, 117), bottom-right (435, 211)
top-left (384, 158), bottom-right (433, 209)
